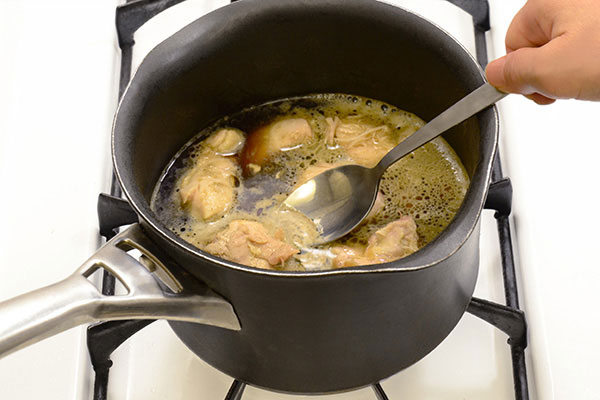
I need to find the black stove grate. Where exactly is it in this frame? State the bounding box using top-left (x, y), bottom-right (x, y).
top-left (89, 1), bottom-right (529, 399)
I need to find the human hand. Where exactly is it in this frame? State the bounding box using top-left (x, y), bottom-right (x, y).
top-left (486, 0), bottom-right (600, 104)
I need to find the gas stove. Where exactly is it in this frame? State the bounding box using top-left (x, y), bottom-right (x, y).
top-left (1, 1), bottom-right (599, 399)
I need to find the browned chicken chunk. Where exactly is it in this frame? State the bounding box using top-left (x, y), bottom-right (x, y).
top-left (205, 220), bottom-right (299, 269)
top-left (204, 128), bottom-right (245, 155)
top-left (326, 116), bottom-right (396, 167)
top-left (268, 118), bottom-right (313, 150)
top-left (332, 216), bottom-right (418, 268)
top-left (363, 216), bottom-right (418, 261)
top-left (241, 118), bottom-right (313, 175)
top-left (178, 152), bottom-right (239, 221)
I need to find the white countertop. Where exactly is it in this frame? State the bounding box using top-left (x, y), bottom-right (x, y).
top-left (489, 3), bottom-right (600, 399)
top-left (1, 1), bottom-right (599, 399)
top-left (0, 1), bottom-right (119, 398)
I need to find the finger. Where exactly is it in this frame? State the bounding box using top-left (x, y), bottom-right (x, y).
top-left (486, 45), bottom-right (553, 94)
top-left (485, 56), bottom-right (507, 89)
top-left (504, 0), bottom-right (553, 52)
top-left (486, 56), bottom-right (555, 104)
top-left (525, 93), bottom-right (556, 105)
top-left (485, 48), bottom-right (536, 93)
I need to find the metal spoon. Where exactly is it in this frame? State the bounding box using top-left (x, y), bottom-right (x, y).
top-left (284, 82), bottom-right (506, 244)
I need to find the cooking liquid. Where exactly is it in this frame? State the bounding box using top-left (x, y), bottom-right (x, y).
top-left (151, 94), bottom-right (469, 270)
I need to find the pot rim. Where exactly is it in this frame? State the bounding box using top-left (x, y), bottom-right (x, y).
top-left (112, 0), bottom-right (499, 278)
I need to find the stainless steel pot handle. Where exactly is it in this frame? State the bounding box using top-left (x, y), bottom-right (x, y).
top-left (0, 224), bottom-right (241, 359)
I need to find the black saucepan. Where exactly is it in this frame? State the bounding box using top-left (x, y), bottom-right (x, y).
top-left (0, 0), bottom-right (497, 394)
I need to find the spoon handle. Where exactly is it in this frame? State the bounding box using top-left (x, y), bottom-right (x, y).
top-left (375, 82), bottom-right (506, 174)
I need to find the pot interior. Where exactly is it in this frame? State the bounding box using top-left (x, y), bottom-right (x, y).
top-left (114, 0), bottom-right (496, 267)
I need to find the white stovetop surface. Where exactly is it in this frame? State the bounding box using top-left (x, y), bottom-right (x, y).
top-left (0, 0), bottom-right (598, 399)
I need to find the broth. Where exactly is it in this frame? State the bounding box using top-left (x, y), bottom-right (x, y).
top-left (151, 94), bottom-right (469, 271)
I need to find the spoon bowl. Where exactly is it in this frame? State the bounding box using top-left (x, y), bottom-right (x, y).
top-left (285, 83), bottom-right (506, 244)
top-left (285, 164), bottom-right (381, 244)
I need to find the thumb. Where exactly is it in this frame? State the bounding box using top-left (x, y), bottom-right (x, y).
top-left (486, 49), bottom-right (555, 104)
top-left (485, 56), bottom-right (509, 90)
top-left (486, 48), bottom-right (539, 93)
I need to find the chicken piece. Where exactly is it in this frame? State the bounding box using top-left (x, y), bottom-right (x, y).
top-left (331, 245), bottom-right (371, 268)
top-left (178, 153), bottom-right (238, 221)
top-left (204, 220), bottom-right (299, 269)
top-left (240, 118), bottom-right (313, 175)
top-left (331, 216), bottom-right (418, 268)
top-left (327, 118), bottom-right (396, 167)
top-left (204, 128), bottom-right (245, 155)
top-left (363, 216), bottom-right (418, 261)
top-left (268, 118), bottom-right (313, 150)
